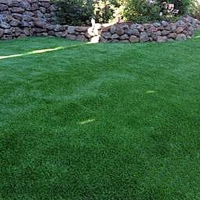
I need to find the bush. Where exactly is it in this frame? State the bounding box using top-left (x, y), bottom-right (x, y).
top-left (190, 0), bottom-right (200, 20)
top-left (94, 0), bottom-right (120, 23)
top-left (124, 0), bottom-right (161, 23)
top-left (124, 0), bottom-right (193, 23)
top-left (52, 0), bottom-right (94, 25)
top-left (52, 0), bottom-right (195, 25)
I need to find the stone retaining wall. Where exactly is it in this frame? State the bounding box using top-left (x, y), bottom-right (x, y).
top-left (0, 0), bottom-right (200, 43)
top-left (0, 0), bottom-right (56, 40)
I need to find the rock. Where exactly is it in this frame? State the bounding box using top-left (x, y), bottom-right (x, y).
top-left (99, 36), bottom-right (107, 43)
top-left (130, 24), bottom-right (137, 29)
top-left (176, 20), bottom-right (186, 27)
top-left (101, 32), bottom-right (112, 39)
top-left (120, 34), bottom-right (129, 40)
top-left (12, 13), bottom-right (23, 21)
top-left (116, 27), bottom-right (124, 35)
top-left (32, 3), bottom-right (39, 11)
top-left (137, 24), bottom-right (144, 32)
top-left (10, 19), bottom-right (21, 27)
top-left (161, 21), bottom-right (169, 27)
top-left (54, 24), bottom-right (65, 32)
top-left (21, 20), bottom-right (30, 27)
top-left (0, 29), bottom-right (4, 38)
top-left (11, 7), bottom-right (25, 13)
top-left (153, 22), bottom-right (161, 27)
top-left (170, 23), bottom-right (177, 31)
top-left (68, 26), bottom-right (76, 34)
top-left (176, 34), bottom-right (187, 41)
top-left (167, 38), bottom-right (174, 42)
top-left (144, 23), bottom-right (151, 30)
top-left (40, 7), bottom-right (46, 14)
top-left (102, 26), bottom-right (110, 32)
top-left (13, 27), bottom-right (21, 36)
top-left (2, 35), bottom-right (13, 40)
top-left (76, 35), bottom-right (86, 41)
top-left (152, 34), bottom-right (158, 41)
top-left (0, 22), bottom-right (10, 29)
top-left (111, 34), bottom-right (119, 39)
top-left (157, 26), bottom-right (164, 31)
top-left (110, 25), bottom-right (117, 34)
top-left (157, 36), bottom-right (168, 42)
top-left (140, 32), bottom-right (149, 42)
top-left (125, 28), bottom-right (140, 36)
top-left (34, 20), bottom-right (47, 28)
top-left (176, 27), bottom-right (184, 34)
top-left (168, 33), bottom-right (177, 39)
top-left (66, 34), bottom-right (76, 40)
top-left (161, 30), bottom-right (170, 36)
top-left (55, 32), bottom-right (63, 37)
top-left (35, 28), bottom-right (46, 33)
top-left (20, 1), bottom-right (31, 10)
top-left (75, 26), bottom-right (88, 32)
top-left (40, 2), bottom-right (51, 9)
top-left (60, 30), bottom-right (67, 37)
top-left (3, 15), bottom-right (12, 23)
top-left (120, 40), bottom-right (129, 43)
top-left (129, 35), bottom-right (139, 43)
top-left (34, 10), bottom-right (44, 18)
top-left (0, 4), bottom-right (8, 11)
top-left (22, 27), bottom-right (29, 36)
top-left (4, 28), bottom-right (12, 34)
top-left (84, 32), bottom-right (92, 39)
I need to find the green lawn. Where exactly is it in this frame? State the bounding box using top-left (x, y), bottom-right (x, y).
top-left (0, 33), bottom-right (200, 200)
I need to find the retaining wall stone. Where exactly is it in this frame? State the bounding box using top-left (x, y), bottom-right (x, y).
top-left (0, 0), bottom-right (200, 43)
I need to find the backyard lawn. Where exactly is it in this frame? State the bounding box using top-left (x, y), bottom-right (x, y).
top-left (0, 32), bottom-right (200, 199)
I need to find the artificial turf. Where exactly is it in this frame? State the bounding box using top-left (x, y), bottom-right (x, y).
top-left (0, 32), bottom-right (200, 199)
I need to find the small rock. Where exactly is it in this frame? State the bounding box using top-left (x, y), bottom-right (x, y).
top-left (120, 34), bottom-right (129, 40)
top-left (168, 33), bottom-right (177, 39)
top-left (157, 36), bottom-right (168, 42)
top-left (68, 26), bottom-right (76, 34)
top-left (176, 34), bottom-right (186, 41)
top-left (161, 30), bottom-right (170, 36)
top-left (76, 35), bottom-right (86, 41)
top-left (0, 22), bottom-right (10, 29)
top-left (110, 25), bottom-right (117, 34)
top-left (137, 24), bottom-right (144, 32)
top-left (161, 21), bottom-right (169, 27)
top-left (66, 34), bottom-right (76, 40)
top-left (129, 35), bottom-right (139, 43)
top-left (101, 32), bottom-right (112, 39)
top-left (116, 27), bottom-right (124, 35)
top-left (140, 32), bottom-right (149, 42)
top-left (176, 27), bottom-right (184, 34)
top-left (0, 29), bottom-right (4, 38)
top-left (111, 34), bottom-right (119, 39)
top-left (75, 26), bottom-right (88, 32)
top-left (125, 28), bottom-right (140, 36)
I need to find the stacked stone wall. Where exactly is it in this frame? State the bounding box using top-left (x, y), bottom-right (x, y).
top-left (0, 0), bottom-right (200, 43)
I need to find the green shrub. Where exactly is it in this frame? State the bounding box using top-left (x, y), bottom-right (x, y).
top-left (124, 0), bottom-right (161, 23)
top-left (94, 0), bottom-right (120, 23)
top-left (52, 0), bottom-right (195, 25)
top-left (190, 0), bottom-right (200, 20)
top-left (124, 0), bottom-right (194, 23)
top-left (52, 0), bottom-right (94, 25)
